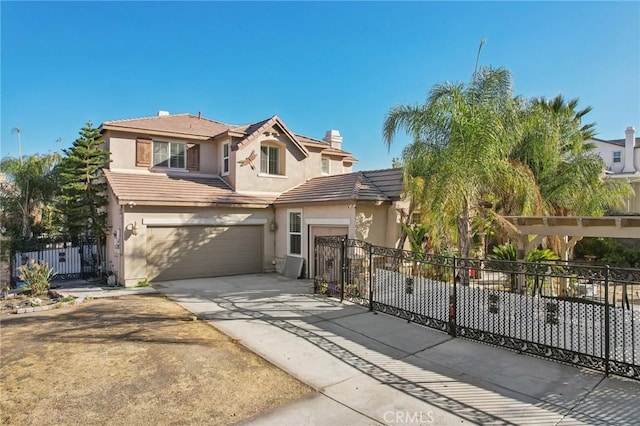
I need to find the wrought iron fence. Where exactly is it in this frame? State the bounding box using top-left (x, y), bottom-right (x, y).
top-left (314, 235), bottom-right (640, 380)
top-left (11, 235), bottom-right (106, 282)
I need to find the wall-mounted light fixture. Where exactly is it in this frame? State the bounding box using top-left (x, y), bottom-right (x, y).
top-left (269, 220), bottom-right (278, 232)
top-left (130, 221), bottom-right (138, 236)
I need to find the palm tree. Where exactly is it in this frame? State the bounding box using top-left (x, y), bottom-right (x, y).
top-left (511, 96), bottom-right (632, 218)
top-left (384, 67), bottom-right (539, 282)
top-left (0, 153), bottom-right (61, 238)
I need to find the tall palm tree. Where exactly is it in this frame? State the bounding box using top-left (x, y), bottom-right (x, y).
top-left (384, 67), bottom-right (539, 282)
top-left (511, 96), bottom-right (631, 218)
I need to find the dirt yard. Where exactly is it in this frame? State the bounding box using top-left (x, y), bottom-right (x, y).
top-left (0, 294), bottom-right (312, 425)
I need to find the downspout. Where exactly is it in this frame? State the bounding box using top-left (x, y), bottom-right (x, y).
top-left (272, 204), bottom-right (277, 273)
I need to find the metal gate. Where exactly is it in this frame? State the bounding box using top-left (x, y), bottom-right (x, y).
top-left (11, 235), bottom-right (105, 281)
top-left (314, 236), bottom-right (640, 380)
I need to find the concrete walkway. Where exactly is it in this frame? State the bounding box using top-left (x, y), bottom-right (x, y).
top-left (63, 274), bottom-right (639, 425)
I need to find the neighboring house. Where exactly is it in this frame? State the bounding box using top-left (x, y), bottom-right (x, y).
top-left (99, 111), bottom-right (404, 286)
top-left (589, 126), bottom-right (640, 214)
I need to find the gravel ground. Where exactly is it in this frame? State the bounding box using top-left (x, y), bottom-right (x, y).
top-left (0, 294), bottom-right (312, 425)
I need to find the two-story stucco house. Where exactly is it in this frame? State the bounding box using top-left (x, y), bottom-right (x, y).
top-left (99, 112), bottom-right (404, 286)
top-left (589, 126), bottom-right (640, 213)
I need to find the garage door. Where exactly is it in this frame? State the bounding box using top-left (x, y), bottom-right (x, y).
top-left (147, 225), bottom-right (263, 281)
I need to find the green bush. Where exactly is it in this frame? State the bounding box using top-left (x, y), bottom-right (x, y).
top-left (18, 259), bottom-right (56, 296)
top-left (574, 237), bottom-right (640, 267)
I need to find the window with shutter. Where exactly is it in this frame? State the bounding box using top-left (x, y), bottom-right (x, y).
top-left (187, 143), bottom-right (200, 171)
top-left (136, 138), bottom-right (152, 167)
top-left (153, 141), bottom-right (185, 168)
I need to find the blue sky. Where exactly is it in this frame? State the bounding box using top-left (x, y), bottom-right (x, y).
top-left (2, 1), bottom-right (638, 171)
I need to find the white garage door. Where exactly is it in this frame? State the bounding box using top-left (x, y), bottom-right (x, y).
top-left (147, 225), bottom-right (263, 281)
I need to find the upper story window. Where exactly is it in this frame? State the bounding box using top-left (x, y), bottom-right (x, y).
top-left (613, 151), bottom-right (622, 163)
top-left (222, 143), bottom-right (230, 175)
top-left (153, 141), bottom-right (185, 169)
top-left (260, 143), bottom-right (282, 175)
top-left (321, 157), bottom-right (330, 175)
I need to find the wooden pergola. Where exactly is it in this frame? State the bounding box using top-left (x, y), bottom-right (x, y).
top-left (504, 216), bottom-right (640, 261)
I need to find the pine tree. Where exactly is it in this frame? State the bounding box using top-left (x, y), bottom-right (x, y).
top-left (58, 122), bottom-right (110, 244)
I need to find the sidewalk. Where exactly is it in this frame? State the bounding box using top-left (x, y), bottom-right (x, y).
top-left (64, 274), bottom-right (640, 425)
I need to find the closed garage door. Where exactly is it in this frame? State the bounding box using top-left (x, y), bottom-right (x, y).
top-left (147, 225), bottom-right (263, 281)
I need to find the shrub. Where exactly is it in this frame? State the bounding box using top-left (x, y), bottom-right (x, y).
top-left (18, 259), bottom-right (56, 296)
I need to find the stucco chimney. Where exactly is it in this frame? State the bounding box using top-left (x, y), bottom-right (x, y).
top-left (157, 110), bottom-right (170, 116)
top-left (323, 130), bottom-right (343, 150)
top-left (622, 126), bottom-right (636, 173)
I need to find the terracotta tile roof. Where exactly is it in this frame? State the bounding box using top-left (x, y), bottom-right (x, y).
top-left (295, 134), bottom-right (355, 159)
top-left (100, 113), bottom-right (355, 159)
top-left (295, 134), bottom-right (329, 146)
top-left (590, 137), bottom-right (640, 147)
top-left (232, 115), bottom-right (309, 157)
top-left (104, 170), bottom-right (275, 206)
top-left (362, 168), bottom-right (404, 200)
top-left (101, 114), bottom-right (236, 138)
top-left (274, 168), bottom-right (403, 205)
top-left (231, 118), bottom-right (271, 135)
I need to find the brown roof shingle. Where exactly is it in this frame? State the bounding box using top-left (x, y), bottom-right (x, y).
top-left (104, 170), bottom-right (275, 207)
top-left (101, 114), bottom-right (236, 138)
top-left (362, 168), bottom-right (403, 200)
top-left (100, 112), bottom-right (356, 160)
top-left (274, 168), bottom-right (402, 205)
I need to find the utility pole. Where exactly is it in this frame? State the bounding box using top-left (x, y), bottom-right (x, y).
top-left (11, 126), bottom-right (22, 164)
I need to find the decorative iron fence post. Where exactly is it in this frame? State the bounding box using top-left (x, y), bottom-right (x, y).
top-left (449, 257), bottom-right (457, 337)
top-left (313, 236), bottom-right (318, 292)
top-left (368, 243), bottom-right (373, 312)
top-left (604, 264), bottom-right (610, 376)
top-left (340, 236), bottom-right (346, 302)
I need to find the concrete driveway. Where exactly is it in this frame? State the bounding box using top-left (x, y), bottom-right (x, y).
top-left (156, 274), bottom-right (640, 425)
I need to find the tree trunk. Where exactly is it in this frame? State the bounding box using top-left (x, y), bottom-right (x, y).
top-left (396, 210), bottom-right (411, 251)
top-left (457, 197), bottom-right (472, 286)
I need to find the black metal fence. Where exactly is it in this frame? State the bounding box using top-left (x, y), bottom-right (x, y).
top-left (314, 236), bottom-right (640, 380)
top-left (11, 235), bottom-right (106, 282)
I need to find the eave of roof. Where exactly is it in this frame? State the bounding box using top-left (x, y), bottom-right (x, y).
top-left (100, 113), bottom-right (237, 140)
top-left (100, 112), bottom-right (356, 159)
top-left (232, 115), bottom-right (310, 158)
top-left (104, 170), bottom-right (275, 207)
top-left (274, 168), bottom-right (402, 205)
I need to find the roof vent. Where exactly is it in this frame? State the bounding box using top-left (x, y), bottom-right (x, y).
top-left (157, 110), bottom-right (170, 116)
top-left (323, 129), bottom-right (343, 150)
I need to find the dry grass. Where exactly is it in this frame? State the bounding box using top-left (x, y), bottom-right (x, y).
top-left (0, 294), bottom-right (312, 425)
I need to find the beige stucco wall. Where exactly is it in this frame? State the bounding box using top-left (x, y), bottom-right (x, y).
top-left (234, 134), bottom-right (307, 193)
top-left (104, 129), bottom-right (353, 194)
top-left (105, 188), bottom-right (124, 282)
top-left (104, 130), bottom-right (219, 175)
top-left (233, 133), bottom-right (352, 193)
top-left (273, 201), bottom-right (404, 275)
top-left (273, 204), bottom-right (355, 275)
top-left (117, 206), bottom-right (274, 286)
top-left (355, 204), bottom-right (389, 247)
top-left (305, 148), bottom-right (350, 178)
